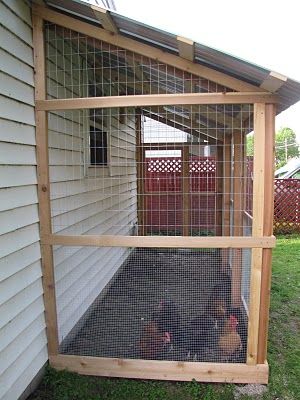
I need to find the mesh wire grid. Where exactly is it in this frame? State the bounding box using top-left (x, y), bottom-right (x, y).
top-left (48, 106), bottom-right (253, 237)
top-left (45, 22), bottom-right (235, 100)
top-left (45, 20), bottom-right (254, 365)
top-left (56, 246), bottom-right (250, 363)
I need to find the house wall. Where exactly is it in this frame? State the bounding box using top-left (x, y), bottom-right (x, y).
top-left (46, 30), bottom-right (137, 342)
top-left (0, 1), bottom-right (48, 400)
top-left (0, 3), bottom-right (137, 398)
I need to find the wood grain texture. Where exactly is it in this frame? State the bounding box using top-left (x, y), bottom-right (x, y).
top-left (216, 145), bottom-right (223, 236)
top-left (50, 354), bottom-right (269, 383)
top-left (221, 135), bottom-right (232, 269)
top-left (177, 36), bottom-right (194, 61)
top-left (43, 234), bottom-right (275, 248)
top-left (36, 92), bottom-right (278, 111)
top-left (32, 13), bottom-right (59, 355)
top-left (247, 103), bottom-right (266, 365)
top-left (257, 103), bottom-right (276, 363)
top-left (231, 132), bottom-right (245, 307)
top-left (182, 146), bottom-right (190, 236)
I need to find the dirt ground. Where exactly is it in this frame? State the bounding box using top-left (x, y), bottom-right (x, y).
top-left (60, 248), bottom-right (247, 362)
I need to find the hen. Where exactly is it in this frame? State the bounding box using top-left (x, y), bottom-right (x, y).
top-left (218, 315), bottom-right (242, 361)
top-left (139, 320), bottom-right (171, 359)
top-left (139, 296), bottom-right (181, 359)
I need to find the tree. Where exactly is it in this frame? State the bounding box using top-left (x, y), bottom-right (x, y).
top-left (247, 127), bottom-right (299, 168)
top-left (246, 133), bottom-right (254, 156)
top-left (275, 127), bottom-right (299, 168)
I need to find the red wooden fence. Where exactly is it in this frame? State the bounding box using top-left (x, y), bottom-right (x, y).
top-left (144, 156), bottom-right (216, 235)
top-left (144, 156), bottom-right (300, 235)
top-left (274, 179), bottom-right (300, 234)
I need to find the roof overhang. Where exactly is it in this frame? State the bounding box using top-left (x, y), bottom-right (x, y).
top-left (32, 0), bottom-right (300, 115)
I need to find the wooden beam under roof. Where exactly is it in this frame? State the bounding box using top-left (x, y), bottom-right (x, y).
top-left (36, 92), bottom-right (278, 111)
top-left (90, 5), bottom-right (118, 34)
top-left (260, 71), bottom-right (287, 93)
top-left (96, 66), bottom-right (243, 130)
top-left (177, 36), bottom-right (194, 62)
top-left (33, 4), bottom-right (268, 93)
top-left (146, 105), bottom-right (225, 142)
top-left (142, 108), bottom-right (217, 144)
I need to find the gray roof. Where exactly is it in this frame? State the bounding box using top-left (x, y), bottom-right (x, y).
top-left (44, 0), bottom-right (300, 114)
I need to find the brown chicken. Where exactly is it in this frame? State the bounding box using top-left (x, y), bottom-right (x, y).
top-left (139, 297), bottom-right (180, 359)
top-left (218, 315), bottom-right (242, 360)
top-left (139, 321), bottom-right (171, 359)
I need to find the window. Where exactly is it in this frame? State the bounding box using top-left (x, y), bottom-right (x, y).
top-left (291, 169), bottom-right (300, 179)
top-left (89, 127), bottom-right (108, 166)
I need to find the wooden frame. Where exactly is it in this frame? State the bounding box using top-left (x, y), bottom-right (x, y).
top-left (42, 234), bottom-right (275, 248)
top-left (182, 146), bottom-right (190, 236)
top-left (231, 132), bottom-right (246, 307)
top-left (90, 4), bottom-right (118, 34)
top-left (32, 12), bottom-right (59, 355)
top-left (32, 2), bottom-right (277, 384)
top-left (36, 92), bottom-right (277, 111)
top-left (221, 135), bottom-right (232, 270)
top-left (50, 355), bottom-right (269, 384)
top-left (177, 36), bottom-right (194, 61)
top-left (33, 4), bottom-right (267, 93)
top-left (135, 110), bottom-right (145, 235)
top-left (216, 146), bottom-right (223, 236)
top-left (257, 103), bottom-right (276, 363)
top-left (247, 104), bottom-right (268, 365)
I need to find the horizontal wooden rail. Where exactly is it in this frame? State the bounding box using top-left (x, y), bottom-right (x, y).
top-left (43, 234), bottom-right (276, 248)
top-left (50, 355), bottom-right (268, 383)
top-left (36, 92), bottom-right (278, 111)
top-left (143, 191), bottom-right (216, 195)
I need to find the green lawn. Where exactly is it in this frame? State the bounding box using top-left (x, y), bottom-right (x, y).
top-left (29, 236), bottom-right (300, 400)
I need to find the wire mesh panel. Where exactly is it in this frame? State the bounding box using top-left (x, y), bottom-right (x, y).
top-left (47, 105), bottom-right (253, 237)
top-left (48, 108), bottom-right (138, 235)
top-left (55, 246), bottom-right (250, 364)
top-left (45, 23), bottom-right (235, 100)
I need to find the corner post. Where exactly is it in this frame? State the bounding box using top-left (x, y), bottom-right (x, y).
top-left (231, 131), bottom-right (245, 307)
top-left (32, 10), bottom-right (59, 355)
top-left (183, 146), bottom-right (190, 236)
top-left (216, 145), bottom-right (223, 236)
top-left (247, 103), bottom-right (266, 365)
top-left (257, 103), bottom-right (276, 363)
top-left (135, 109), bottom-right (145, 235)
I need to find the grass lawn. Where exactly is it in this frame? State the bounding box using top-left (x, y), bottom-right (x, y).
top-left (29, 236), bottom-right (300, 400)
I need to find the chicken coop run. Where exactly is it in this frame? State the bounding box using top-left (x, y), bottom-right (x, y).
top-left (31, 2), bottom-right (285, 384)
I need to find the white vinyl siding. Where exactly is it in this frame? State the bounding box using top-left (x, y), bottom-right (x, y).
top-left (47, 29), bottom-right (137, 342)
top-left (0, 2), bottom-right (47, 400)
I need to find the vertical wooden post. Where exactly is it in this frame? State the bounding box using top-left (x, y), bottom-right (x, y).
top-left (231, 131), bottom-right (245, 307)
top-left (257, 103), bottom-right (276, 363)
top-left (183, 146), bottom-right (190, 236)
top-left (32, 12), bottom-right (59, 355)
top-left (216, 145), bottom-right (223, 236)
top-left (223, 136), bottom-right (232, 237)
top-left (135, 110), bottom-right (145, 235)
top-left (247, 103), bottom-right (266, 365)
top-left (221, 135), bottom-right (232, 270)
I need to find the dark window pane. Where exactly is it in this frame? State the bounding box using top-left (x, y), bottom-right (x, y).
top-left (90, 127), bottom-right (107, 165)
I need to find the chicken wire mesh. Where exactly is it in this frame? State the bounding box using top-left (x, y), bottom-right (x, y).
top-left (45, 22), bottom-right (234, 100)
top-left (45, 19), bottom-right (255, 366)
top-left (56, 246), bottom-right (250, 363)
top-left (47, 105), bottom-right (253, 236)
